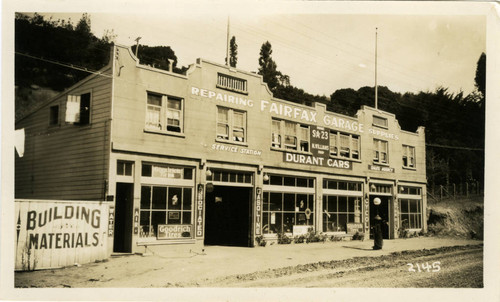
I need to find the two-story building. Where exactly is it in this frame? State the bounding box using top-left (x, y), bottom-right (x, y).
top-left (15, 44), bottom-right (427, 254)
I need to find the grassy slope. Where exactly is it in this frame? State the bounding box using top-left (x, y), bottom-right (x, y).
top-left (427, 195), bottom-right (483, 239)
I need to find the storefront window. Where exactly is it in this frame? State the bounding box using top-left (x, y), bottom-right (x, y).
top-left (140, 185), bottom-right (193, 238)
top-left (399, 199), bottom-right (422, 229)
top-left (262, 192), bottom-right (314, 234)
top-left (322, 195), bottom-right (359, 232)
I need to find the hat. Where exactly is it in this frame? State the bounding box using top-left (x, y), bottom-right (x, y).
top-left (374, 215), bottom-right (382, 220)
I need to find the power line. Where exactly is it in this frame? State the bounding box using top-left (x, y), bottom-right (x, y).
top-left (15, 51), bottom-right (113, 79)
top-left (426, 143), bottom-right (483, 151)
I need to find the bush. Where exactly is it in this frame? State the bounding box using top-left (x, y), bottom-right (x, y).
top-left (277, 232), bottom-right (292, 244)
top-left (352, 232), bottom-right (365, 240)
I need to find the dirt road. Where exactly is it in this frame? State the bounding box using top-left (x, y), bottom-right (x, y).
top-left (15, 238), bottom-right (482, 288)
top-left (177, 244), bottom-right (483, 288)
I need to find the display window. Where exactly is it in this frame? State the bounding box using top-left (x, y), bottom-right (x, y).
top-left (322, 180), bottom-right (363, 232)
top-left (262, 174), bottom-right (315, 234)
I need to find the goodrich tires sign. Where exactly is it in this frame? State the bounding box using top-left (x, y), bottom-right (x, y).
top-left (15, 199), bottom-right (110, 271)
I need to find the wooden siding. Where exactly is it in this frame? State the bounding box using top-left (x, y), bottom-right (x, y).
top-left (15, 71), bottom-right (113, 201)
top-left (15, 199), bottom-right (109, 271)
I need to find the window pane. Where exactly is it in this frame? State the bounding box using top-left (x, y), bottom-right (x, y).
top-left (152, 187), bottom-right (167, 209)
top-left (328, 196), bottom-right (337, 212)
top-left (168, 187), bottom-right (182, 210)
top-left (270, 193), bottom-right (282, 211)
top-left (182, 211), bottom-right (192, 225)
top-left (338, 214), bottom-right (347, 231)
top-left (233, 112), bottom-right (245, 127)
top-left (285, 121), bottom-right (296, 135)
top-left (262, 212), bottom-right (269, 233)
top-left (142, 164), bottom-right (152, 177)
top-left (400, 199), bottom-right (409, 213)
top-left (338, 196), bottom-right (348, 212)
top-left (297, 177), bottom-right (307, 187)
top-left (307, 194), bottom-right (314, 211)
top-left (147, 93), bottom-right (162, 106)
top-left (167, 98), bottom-right (181, 110)
top-left (270, 175), bottom-right (282, 186)
top-left (217, 107), bottom-right (228, 122)
top-left (297, 194), bottom-right (307, 211)
top-left (141, 186), bottom-right (151, 209)
top-left (348, 197), bottom-right (355, 212)
top-left (284, 177), bottom-right (295, 186)
top-left (151, 212), bottom-right (166, 235)
top-left (283, 193), bottom-right (295, 211)
top-left (139, 211), bottom-right (150, 237)
top-left (283, 213), bottom-right (294, 232)
top-left (182, 188), bottom-right (192, 210)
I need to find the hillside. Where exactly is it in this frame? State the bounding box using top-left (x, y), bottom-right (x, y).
top-left (427, 196), bottom-right (484, 240)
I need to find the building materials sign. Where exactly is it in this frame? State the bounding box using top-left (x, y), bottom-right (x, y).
top-left (157, 224), bottom-right (192, 239)
top-left (15, 199), bottom-right (109, 271)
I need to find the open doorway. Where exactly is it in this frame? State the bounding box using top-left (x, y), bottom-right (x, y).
top-left (204, 186), bottom-right (252, 247)
top-left (369, 195), bottom-right (391, 239)
top-left (113, 183), bottom-right (134, 253)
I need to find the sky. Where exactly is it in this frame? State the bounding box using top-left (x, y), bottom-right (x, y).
top-left (20, 3), bottom-right (487, 97)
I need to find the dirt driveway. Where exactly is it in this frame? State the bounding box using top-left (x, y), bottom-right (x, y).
top-left (15, 237), bottom-right (481, 288)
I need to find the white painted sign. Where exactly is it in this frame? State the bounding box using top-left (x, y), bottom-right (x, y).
top-left (15, 199), bottom-right (109, 271)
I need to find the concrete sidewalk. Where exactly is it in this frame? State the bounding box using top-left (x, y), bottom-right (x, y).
top-left (14, 237), bottom-right (481, 288)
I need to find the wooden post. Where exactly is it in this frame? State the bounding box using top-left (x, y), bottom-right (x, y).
top-left (440, 185), bottom-right (443, 200)
top-left (453, 183), bottom-right (456, 199)
top-left (466, 182), bottom-right (469, 197)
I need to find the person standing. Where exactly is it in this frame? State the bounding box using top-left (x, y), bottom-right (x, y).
top-left (372, 215), bottom-right (383, 250)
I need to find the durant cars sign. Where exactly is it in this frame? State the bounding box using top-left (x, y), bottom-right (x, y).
top-left (15, 199), bottom-right (109, 271)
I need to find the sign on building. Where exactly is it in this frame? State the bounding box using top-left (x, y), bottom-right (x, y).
top-left (15, 199), bottom-right (110, 271)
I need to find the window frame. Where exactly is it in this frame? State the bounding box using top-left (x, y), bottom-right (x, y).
top-left (145, 92), bottom-right (184, 134)
top-left (330, 130), bottom-right (360, 160)
top-left (272, 119), bottom-right (311, 153)
top-left (65, 91), bottom-right (92, 126)
top-left (373, 138), bottom-right (389, 164)
top-left (49, 104), bottom-right (60, 126)
top-left (402, 145), bottom-right (416, 169)
top-left (216, 106), bottom-right (247, 143)
top-left (372, 115), bottom-right (388, 128)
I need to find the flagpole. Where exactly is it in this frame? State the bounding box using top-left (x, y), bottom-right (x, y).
top-left (226, 16), bottom-right (230, 66)
top-left (375, 27), bottom-right (378, 109)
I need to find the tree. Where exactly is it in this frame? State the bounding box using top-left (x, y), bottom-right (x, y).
top-left (474, 52), bottom-right (486, 99)
top-left (227, 36), bottom-right (238, 68)
top-left (258, 41), bottom-right (280, 91)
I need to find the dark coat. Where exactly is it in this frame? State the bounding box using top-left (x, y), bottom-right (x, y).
top-left (373, 221), bottom-right (383, 250)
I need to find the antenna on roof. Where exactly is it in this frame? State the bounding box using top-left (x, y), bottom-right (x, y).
top-left (374, 28), bottom-right (378, 109)
top-left (135, 37), bottom-right (142, 57)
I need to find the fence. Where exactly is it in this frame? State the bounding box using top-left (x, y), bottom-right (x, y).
top-left (427, 181), bottom-right (482, 202)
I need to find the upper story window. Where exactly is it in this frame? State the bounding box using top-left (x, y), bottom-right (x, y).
top-left (402, 145), bottom-right (416, 168)
top-left (217, 73), bottom-right (248, 94)
top-left (272, 119), bottom-right (310, 152)
top-left (373, 139), bottom-right (388, 164)
top-left (217, 106), bottom-right (246, 143)
top-left (146, 92), bottom-right (183, 133)
top-left (65, 92), bottom-right (91, 125)
top-left (330, 131), bottom-right (360, 160)
top-left (49, 105), bottom-right (59, 126)
top-left (373, 116), bottom-right (388, 128)
top-left (117, 160), bottom-right (134, 176)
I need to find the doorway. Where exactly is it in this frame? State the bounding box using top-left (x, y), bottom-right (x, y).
top-left (113, 183), bottom-right (134, 253)
top-left (369, 195), bottom-right (390, 239)
top-left (204, 186), bottom-right (252, 247)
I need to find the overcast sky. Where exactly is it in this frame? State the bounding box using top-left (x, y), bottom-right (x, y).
top-left (24, 2), bottom-right (487, 97)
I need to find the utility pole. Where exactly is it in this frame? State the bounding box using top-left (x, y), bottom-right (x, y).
top-left (135, 37), bottom-right (142, 57)
top-left (374, 28), bottom-right (378, 109)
